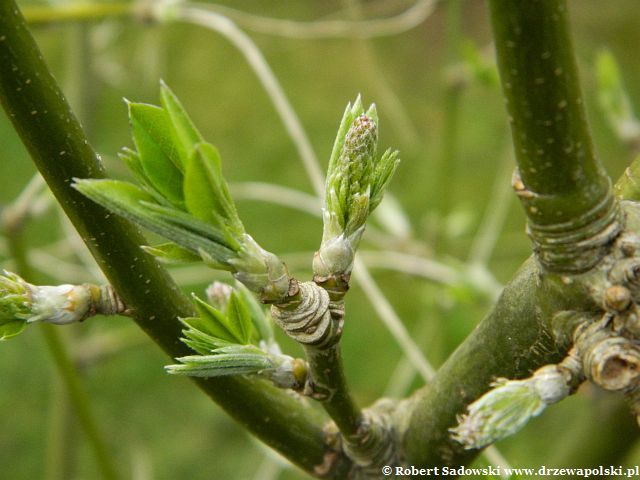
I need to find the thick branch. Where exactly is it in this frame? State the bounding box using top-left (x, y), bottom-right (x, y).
top-left (491, 0), bottom-right (620, 273)
top-left (399, 1), bottom-right (631, 467)
top-left (400, 258), bottom-right (562, 466)
top-left (0, 2), bottom-right (337, 475)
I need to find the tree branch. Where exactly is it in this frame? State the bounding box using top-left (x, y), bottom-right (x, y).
top-left (491, 0), bottom-right (620, 273)
top-left (400, 258), bottom-right (561, 466)
top-left (399, 0), bottom-right (626, 467)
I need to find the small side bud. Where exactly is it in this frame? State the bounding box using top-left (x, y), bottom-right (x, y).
top-left (29, 283), bottom-right (93, 325)
top-left (0, 271), bottom-right (31, 340)
top-left (229, 234), bottom-right (291, 304)
top-left (206, 281), bottom-right (233, 310)
top-left (0, 271), bottom-right (129, 340)
top-left (451, 350), bottom-right (583, 449)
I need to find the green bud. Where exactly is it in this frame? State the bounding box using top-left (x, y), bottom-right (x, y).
top-left (318, 98), bottom-right (400, 278)
top-left (450, 378), bottom-right (546, 450)
top-left (0, 271), bottom-right (31, 340)
top-left (29, 284), bottom-right (93, 325)
top-left (0, 271), bottom-right (93, 326)
top-left (205, 281), bottom-right (233, 310)
top-left (451, 363), bottom-right (577, 450)
top-left (0, 272), bottom-right (129, 340)
top-left (329, 113), bottom-right (377, 237)
top-left (230, 234), bottom-right (291, 304)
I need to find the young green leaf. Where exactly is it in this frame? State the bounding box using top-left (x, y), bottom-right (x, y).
top-left (73, 179), bottom-right (234, 264)
top-left (327, 96), bottom-right (364, 176)
top-left (165, 352), bottom-right (273, 377)
top-left (140, 243), bottom-right (201, 264)
top-left (129, 101), bottom-right (184, 171)
top-left (225, 291), bottom-right (254, 345)
top-left (128, 102), bottom-right (184, 206)
top-left (160, 81), bottom-right (203, 162)
top-left (180, 319), bottom-right (235, 354)
top-left (235, 283), bottom-right (274, 343)
top-left (370, 148), bottom-right (400, 211)
top-left (118, 148), bottom-right (174, 207)
top-left (140, 201), bottom-right (233, 249)
top-left (0, 321), bottom-right (27, 341)
top-left (0, 272), bottom-right (30, 340)
top-left (190, 295), bottom-right (240, 343)
top-left (184, 143), bottom-right (243, 237)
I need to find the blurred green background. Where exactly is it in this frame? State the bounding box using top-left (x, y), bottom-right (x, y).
top-left (2, 1), bottom-right (640, 478)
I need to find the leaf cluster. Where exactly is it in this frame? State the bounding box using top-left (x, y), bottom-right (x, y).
top-left (74, 82), bottom-right (246, 270)
top-left (166, 283), bottom-right (279, 378)
top-left (0, 271), bottom-right (30, 340)
top-left (324, 96), bottom-right (400, 241)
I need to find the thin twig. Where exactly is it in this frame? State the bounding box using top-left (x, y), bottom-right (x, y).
top-left (230, 182), bottom-right (321, 217)
top-left (358, 250), bottom-right (459, 286)
top-left (166, 4), bottom-right (325, 195)
top-left (184, 0), bottom-right (438, 39)
top-left (353, 257), bottom-right (436, 380)
top-left (467, 146), bottom-right (515, 268)
top-left (1, 172), bottom-right (51, 230)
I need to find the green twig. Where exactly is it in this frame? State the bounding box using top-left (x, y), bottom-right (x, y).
top-left (305, 344), bottom-right (363, 439)
top-left (490, 0), bottom-right (619, 273)
top-left (400, 0), bottom-right (624, 466)
top-left (41, 325), bottom-right (120, 480)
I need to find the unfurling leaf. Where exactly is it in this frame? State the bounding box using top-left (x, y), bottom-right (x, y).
top-left (168, 284), bottom-right (306, 386)
top-left (159, 81), bottom-right (203, 158)
top-left (225, 292), bottom-right (253, 345)
top-left (140, 243), bottom-right (200, 264)
top-left (190, 294), bottom-right (248, 344)
top-left (315, 97), bottom-right (400, 278)
top-left (184, 143), bottom-right (243, 242)
top-left (74, 179), bottom-right (236, 266)
top-left (165, 349), bottom-right (273, 377)
top-left (128, 102), bottom-right (184, 206)
top-left (234, 283), bottom-right (274, 344)
top-left (75, 83), bottom-right (292, 302)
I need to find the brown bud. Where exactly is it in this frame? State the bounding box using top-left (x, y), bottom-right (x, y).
top-left (604, 285), bottom-right (632, 312)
